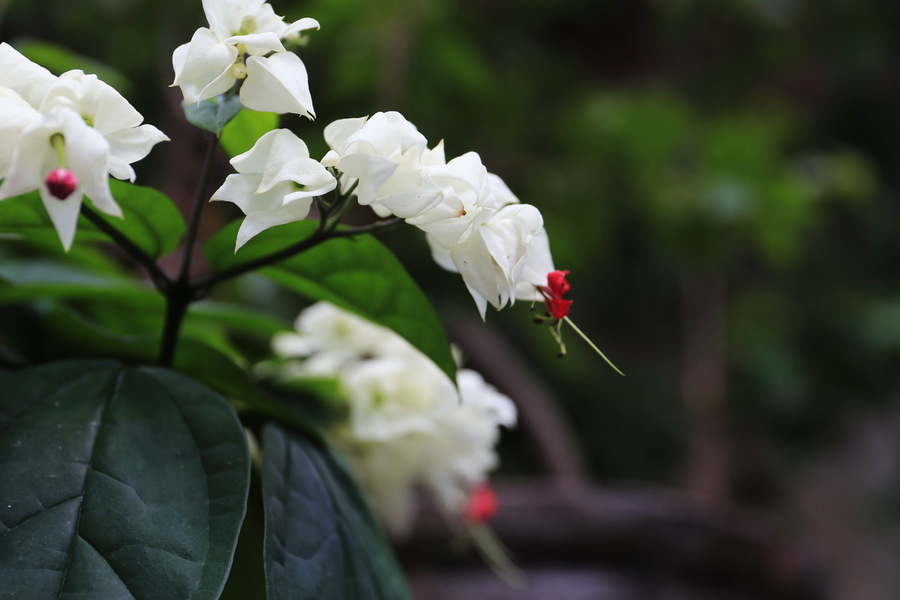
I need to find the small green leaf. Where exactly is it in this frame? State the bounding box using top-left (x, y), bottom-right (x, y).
top-left (0, 360), bottom-right (250, 599)
top-left (183, 95), bottom-right (244, 135)
top-left (203, 221), bottom-right (456, 381)
top-left (262, 424), bottom-right (413, 600)
top-left (220, 109), bottom-right (279, 157)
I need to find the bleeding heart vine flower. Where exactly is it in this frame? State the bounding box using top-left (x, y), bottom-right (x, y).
top-left (271, 301), bottom-right (517, 536)
top-left (210, 128), bottom-right (336, 250)
top-left (171, 0), bottom-right (319, 117)
top-left (0, 44), bottom-right (168, 251)
top-left (322, 111), bottom-right (446, 219)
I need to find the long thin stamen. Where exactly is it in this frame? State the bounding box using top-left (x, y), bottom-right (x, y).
top-left (563, 315), bottom-right (625, 376)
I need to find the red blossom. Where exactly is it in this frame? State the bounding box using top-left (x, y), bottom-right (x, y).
top-left (538, 270), bottom-right (573, 320)
top-left (44, 168), bottom-right (78, 200)
top-left (464, 482), bottom-right (499, 524)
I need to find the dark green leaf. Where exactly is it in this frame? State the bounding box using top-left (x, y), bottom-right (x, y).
top-left (183, 95), bottom-right (244, 135)
top-left (220, 109), bottom-right (279, 157)
top-left (0, 258), bottom-right (161, 307)
top-left (0, 181), bottom-right (185, 258)
top-left (99, 180), bottom-right (187, 259)
top-left (262, 423), bottom-right (413, 600)
top-left (0, 360), bottom-right (250, 599)
top-left (203, 220), bottom-right (456, 380)
top-left (0, 301), bottom-right (320, 438)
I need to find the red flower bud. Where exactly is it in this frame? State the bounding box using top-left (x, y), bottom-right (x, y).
top-left (45, 168), bottom-right (78, 200)
top-left (464, 483), bottom-right (499, 524)
top-left (538, 269), bottom-right (573, 320)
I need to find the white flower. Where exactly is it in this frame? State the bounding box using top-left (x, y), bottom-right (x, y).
top-left (171, 0), bottom-right (319, 117)
top-left (0, 44), bottom-right (167, 250)
top-left (333, 367), bottom-right (516, 535)
top-left (428, 203), bottom-right (549, 318)
top-left (38, 70), bottom-right (169, 182)
top-left (406, 151), bottom-right (494, 248)
top-left (0, 107), bottom-right (118, 250)
top-left (323, 111), bottom-right (445, 218)
top-left (211, 128), bottom-right (336, 250)
top-left (340, 354), bottom-right (458, 441)
top-left (271, 301), bottom-right (516, 535)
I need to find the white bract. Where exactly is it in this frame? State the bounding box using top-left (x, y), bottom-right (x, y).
top-left (271, 301), bottom-right (516, 535)
top-left (0, 43), bottom-right (167, 250)
top-left (40, 71), bottom-right (169, 182)
top-left (273, 301), bottom-right (457, 439)
top-left (172, 0), bottom-right (319, 117)
top-left (211, 128), bottom-right (336, 250)
top-left (428, 203), bottom-right (550, 318)
top-left (405, 154), bottom-right (556, 316)
top-left (323, 111), bottom-right (445, 219)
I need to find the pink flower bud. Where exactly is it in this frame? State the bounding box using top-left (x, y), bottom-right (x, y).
top-left (464, 483), bottom-right (499, 524)
top-left (44, 168), bottom-right (78, 200)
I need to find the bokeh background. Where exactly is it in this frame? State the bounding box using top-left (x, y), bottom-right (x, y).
top-left (4, 0), bottom-right (900, 598)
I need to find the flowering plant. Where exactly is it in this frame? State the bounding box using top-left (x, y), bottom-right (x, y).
top-left (0, 1), bottom-right (617, 597)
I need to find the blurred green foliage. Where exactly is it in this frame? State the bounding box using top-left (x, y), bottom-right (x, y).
top-left (4, 0), bottom-right (900, 504)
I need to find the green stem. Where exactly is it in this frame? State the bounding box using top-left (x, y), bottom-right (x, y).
top-left (79, 203), bottom-right (172, 293)
top-left (190, 217), bottom-right (403, 296)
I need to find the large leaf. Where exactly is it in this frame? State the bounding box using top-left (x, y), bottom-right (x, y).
top-left (0, 360), bottom-right (250, 599)
top-left (0, 301), bottom-right (321, 439)
top-left (204, 221), bottom-right (456, 380)
top-left (261, 423), bottom-right (413, 600)
top-left (0, 181), bottom-right (185, 258)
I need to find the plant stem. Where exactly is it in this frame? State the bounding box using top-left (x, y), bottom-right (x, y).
top-left (190, 218), bottom-right (403, 295)
top-left (157, 285), bottom-right (191, 367)
top-left (157, 133), bottom-right (220, 366)
top-left (79, 203), bottom-right (172, 293)
top-left (177, 133), bottom-right (219, 282)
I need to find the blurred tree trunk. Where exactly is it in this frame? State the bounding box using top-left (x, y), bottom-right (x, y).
top-left (682, 272), bottom-right (729, 500)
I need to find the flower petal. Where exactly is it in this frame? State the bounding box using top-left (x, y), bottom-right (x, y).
top-left (281, 17), bottom-right (320, 39)
top-left (172, 28), bottom-right (238, 104)
top-left (222, 31), bottom-right (285, 55)
top-left (0, 42), bottom-right (56, 105)
top-left (104, 124), bottom-right (169, 182)
top-left (241, 53), bottom-right (314, 117)
top-left (203, 0), bottom-right (265, 39)
top-left (39, 187), bottom-right (84, 251)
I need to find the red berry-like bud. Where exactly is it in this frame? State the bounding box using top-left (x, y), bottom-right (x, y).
top-left (45, 168), bottom-right (78, 200)
top-left (464, 483), bottom-right (499, 524)
top-left (537, 270), bottom-right (573, 320)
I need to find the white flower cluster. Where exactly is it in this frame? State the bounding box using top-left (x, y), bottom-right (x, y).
top-left (172, 0), bottom-right (319, 118)
top-left (323, 112), bottom-right (557, 318)
top-left (273, 302), bottom-right (517, 535)
top-left (0, 43), bottom-right (167, 249)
